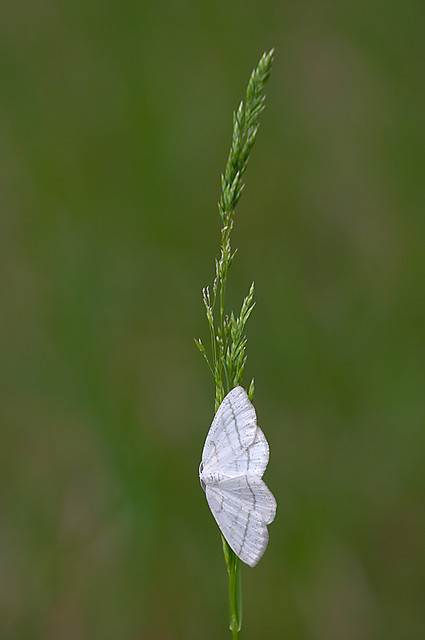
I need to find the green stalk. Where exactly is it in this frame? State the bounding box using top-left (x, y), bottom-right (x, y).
top-left (223, 538), bottom-right (243, 637)
top-left (196, 49), bottom-right (274, 637)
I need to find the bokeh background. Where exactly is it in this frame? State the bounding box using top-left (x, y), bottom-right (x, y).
top-left (1, 1), bottom-right (424, 638)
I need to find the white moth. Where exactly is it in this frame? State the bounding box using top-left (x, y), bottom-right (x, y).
top-left (199, 386), bottom-right (277, 567)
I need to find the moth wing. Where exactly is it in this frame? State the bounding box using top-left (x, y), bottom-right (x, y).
top-left (212, 424), bottom-right (270, 478)
top-left (206, 476), bottom-right (277, 567)
top-left (202, 386), bottom-right (257, 471)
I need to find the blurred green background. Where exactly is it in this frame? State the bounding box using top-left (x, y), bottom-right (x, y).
top-left (1, 1), bottom-right (424, 638)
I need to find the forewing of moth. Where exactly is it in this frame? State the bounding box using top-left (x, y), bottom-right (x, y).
top-left (201, 386), bottom-right (257, 473)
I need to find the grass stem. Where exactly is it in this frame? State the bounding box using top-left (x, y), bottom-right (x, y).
top-left (196, 49), bottom-right (274, 637)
